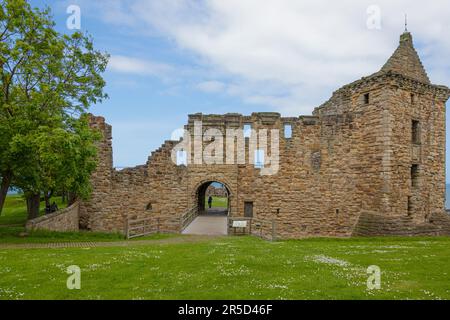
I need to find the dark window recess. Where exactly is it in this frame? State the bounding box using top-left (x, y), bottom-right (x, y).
top-left (412, 120), bottom-right (420, 144)
top-left (411, 94), bottom-right (415, 104)
top-left (146, 203), bottom-right (153, 211)
top-left (244, 202), bottom-right (254, 218)
top-left (411, 165), bottom-right (419, 187)
top-left (364, 93), bottom-right (370, 105)
top-left (407, 196), bottom-right (412, 215)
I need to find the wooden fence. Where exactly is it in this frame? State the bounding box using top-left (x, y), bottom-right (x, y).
top-left (126, 217), bottom-right (160, 239)
top-left (180, 206), bottom-right (199, 231)
top-left (126, 209), bottom-right (278, 241)
top-left (227, 217), bottom-right (277, 241)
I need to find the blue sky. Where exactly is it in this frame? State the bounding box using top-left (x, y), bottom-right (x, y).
top-left (30, 1), bottom-right (450, 181)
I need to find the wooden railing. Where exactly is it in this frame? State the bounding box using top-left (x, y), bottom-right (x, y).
top-left (227, 217), bottom-right (277, 241)
top-left (180, 206), bottom-right (199, 231)
top-left (126, 217), bottom-right (160, 239)
top-left (251, 218), bottom-right (277, 241)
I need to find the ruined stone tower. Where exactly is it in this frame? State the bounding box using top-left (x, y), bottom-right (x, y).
top-left (81, 32), bottom-right (450, 238)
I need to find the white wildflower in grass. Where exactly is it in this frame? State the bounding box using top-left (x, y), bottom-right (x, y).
top-left (0, 266), bottom-right (12, 274)
top-left (266, 283), bottom-right (289, 289)
top-left (372, 250), bottom-right (390, 254)
top-left (0, 286), bottom-right (25, 300)
top-left (306, 255), bottom-right (350, 267)
top-left (421, 290), bottom-right (442, 300)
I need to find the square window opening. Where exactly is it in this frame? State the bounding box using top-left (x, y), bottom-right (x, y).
top-left (254, 150), bottom-right (265, 169)
top-left (284, 124), bottom-right (292, 139)
top-left (243, 124), bottom-right (252, 138)
top-left (176, 150), bottom-right (187, 166)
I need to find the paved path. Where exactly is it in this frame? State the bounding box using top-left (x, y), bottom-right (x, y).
top-left (203, 208), bottom-right (228, 216)
top-left (0, 235), bottom-right (223, 250)
top-left (182, 214), bottom-right (228, 236)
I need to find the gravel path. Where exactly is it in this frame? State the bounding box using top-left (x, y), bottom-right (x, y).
top-left (0, 235), bottom-right (223, 249)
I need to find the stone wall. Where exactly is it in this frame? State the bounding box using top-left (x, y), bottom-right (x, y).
top-left (79, 115), bottom-right (188, 234)
top-left (26, 202), bottom-right (80, 232)
top-left (206, 186), bottom-right (228, 197)
top-left (353, 210), bottom-right (450, 236)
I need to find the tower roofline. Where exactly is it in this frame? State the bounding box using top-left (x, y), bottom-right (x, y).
top-left (379, 31), bottom-right (431, 84)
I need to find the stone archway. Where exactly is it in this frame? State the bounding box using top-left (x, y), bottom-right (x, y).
top-left (196, 180), bottom-right (230, 216)
top-left (183, 180), bottom-right (231, 235)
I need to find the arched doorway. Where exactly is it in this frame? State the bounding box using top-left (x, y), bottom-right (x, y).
top-left (182, 181), bottom-right (230, 236)
top-left (197, 181), bottom-right (230, 216)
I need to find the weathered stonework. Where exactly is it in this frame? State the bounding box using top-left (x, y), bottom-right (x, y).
top-left (206, 185), bottom-right (228, 198)
top-left (81, 32), bottom-right (450, 238)
top-left (26, 202), bottom-right (80, 232)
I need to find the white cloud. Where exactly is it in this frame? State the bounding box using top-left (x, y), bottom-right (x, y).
top-left (108, 55), bottom-right (173, 76)
top-left (196, 80), bottom-right (226, 93)
top-left (96, 0), bottom-right (450, 115)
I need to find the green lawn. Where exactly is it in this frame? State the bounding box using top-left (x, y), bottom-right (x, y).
top-left (0, 194), bottom-right (67, 226)
top-left (205, 196), bottom-right (228, 209)
top-left (0, 195), bottom-right (127, 243)
top-left (0, 236), bottom-right (449, 300)
top-left (1, 194), bottom-right (449, 300)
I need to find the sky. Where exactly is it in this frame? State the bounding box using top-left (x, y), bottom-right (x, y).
top-left (30, 0), bottom-right (450, 181)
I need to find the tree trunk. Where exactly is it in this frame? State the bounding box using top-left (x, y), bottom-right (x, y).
top-left (44, 190), bottom-right (53, 208)
top-left (0, 171), bottom-right (12, 216)
top-left (44, 192), bottom-right (50, 208)
top-left (26, 193), bottom-right (41, 220)
top-left (68, 192), bottom-right (77, 206)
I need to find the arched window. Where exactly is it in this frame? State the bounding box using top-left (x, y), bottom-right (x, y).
top-left (146, 202), bottom-right (153, 211)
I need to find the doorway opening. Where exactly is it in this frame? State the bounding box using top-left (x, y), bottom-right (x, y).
top-left (197, 181), bottom-right (230, 216)
top-left (183, 181), bottom-right (230, 236)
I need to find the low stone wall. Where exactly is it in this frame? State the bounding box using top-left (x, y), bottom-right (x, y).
top-left (26, 202), bottom-right (80, 232)
top-left (352, 210), bottom-right (450, 237)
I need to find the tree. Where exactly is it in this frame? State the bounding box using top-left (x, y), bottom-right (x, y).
top-left (10, 115), bottom-right (101, 219)
top-left (0, 0), bottom-right (108, 216)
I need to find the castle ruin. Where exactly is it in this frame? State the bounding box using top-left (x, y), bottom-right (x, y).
top-left (80, 32), bottom-right (450, 239)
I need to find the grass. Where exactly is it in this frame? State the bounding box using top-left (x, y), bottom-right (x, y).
top-left (0, 195), bottom-right (129, 244)
top-left (0, 235), bottom-right (449, 300)
top-left (0, 195), bottom-right (183, 244)
top-left (0, 194), bottom-right (67, 226)
top-left (1, 194), bottom-right (449, 300)
top-left (0, 227), bottom-right (125, 244)
top-left (205, 196), bottom-right (228, 209)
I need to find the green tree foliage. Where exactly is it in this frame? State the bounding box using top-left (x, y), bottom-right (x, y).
top-left (0, 0), bottom-right (108, 217)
